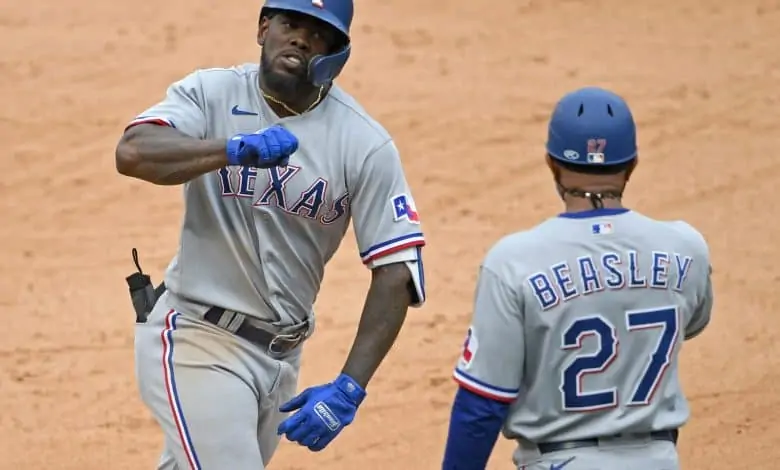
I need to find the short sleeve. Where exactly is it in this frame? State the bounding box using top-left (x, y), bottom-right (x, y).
top-left (453, 266), bottom-right (524, 404)
top-left (350, 139), bottom-right (425, 265)
top-left (125, 70), bottom-right (208, 139)
top-left (685, 264), bottom-right (713, 340)
top-left (679, 226), bottom-right (714, 340)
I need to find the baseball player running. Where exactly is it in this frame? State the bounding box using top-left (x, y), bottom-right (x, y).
top-left (440, 87), bottom-right (713, 470)
top-left (114, 0), bottom-right (427, 468)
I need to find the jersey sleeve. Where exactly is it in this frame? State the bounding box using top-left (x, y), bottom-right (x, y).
top-left (124, 70), bottom-right (208, 138)
top-left (453, 266), bottom-right (524, 404)
top-left (685, 264), bottom-right (713, 340)
top-left (350, 139), bottom-right (425, 265)
top-left (678, 224), bottom-right (714, 341)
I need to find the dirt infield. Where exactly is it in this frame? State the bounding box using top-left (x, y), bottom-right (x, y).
top-left (2, 0), bottom-right (778, 468)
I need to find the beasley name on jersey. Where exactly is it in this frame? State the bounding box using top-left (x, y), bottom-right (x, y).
top-left (528, 250), bottom-right (694, 311)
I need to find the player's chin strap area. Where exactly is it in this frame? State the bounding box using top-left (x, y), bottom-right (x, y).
top-left (561, 187), bottom-right (623, 209)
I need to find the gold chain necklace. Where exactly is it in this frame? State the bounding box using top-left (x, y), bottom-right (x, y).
top-left (262, 85), bottom-right (325, 117)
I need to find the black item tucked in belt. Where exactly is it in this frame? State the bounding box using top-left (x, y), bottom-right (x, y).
top-left (203, 307), bottom-right (307, 356)
top-left (536, 429), bottom-right (678, 454)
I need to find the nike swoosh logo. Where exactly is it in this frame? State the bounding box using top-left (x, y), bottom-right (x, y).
top-left (231, 105), bottom-right (258, 116)
top-left (550, 456), bottom-right (576, 470)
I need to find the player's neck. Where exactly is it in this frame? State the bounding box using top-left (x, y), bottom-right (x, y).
top-left (563, 196), bottom-right (624, 213)
top-left (258, 75), bottom-right (327, 118)
top-left (262, 88), bottom-right (324, 117)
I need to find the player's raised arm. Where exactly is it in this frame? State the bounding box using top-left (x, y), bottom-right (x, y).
top-left (114, 70), bottom-right (224, 185)
top-left (116, 125), bottom-right (229, 186)
top-left (115, 71), bottom-right (295, 185)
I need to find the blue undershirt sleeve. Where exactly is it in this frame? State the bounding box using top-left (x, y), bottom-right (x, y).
top-left (441, 385), bottom-right (511, 470)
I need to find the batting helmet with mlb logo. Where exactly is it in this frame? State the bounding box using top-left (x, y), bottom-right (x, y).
top-left (546, 87), bottom-right (638, 167)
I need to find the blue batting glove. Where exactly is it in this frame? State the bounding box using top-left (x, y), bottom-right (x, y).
top-left (277, 374), bottom-right (367, 452)
top-left (225, 125), bottom-right (298, 168)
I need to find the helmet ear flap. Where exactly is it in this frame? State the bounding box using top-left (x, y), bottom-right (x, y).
top-left (308, 43), bottom-right (351, 86)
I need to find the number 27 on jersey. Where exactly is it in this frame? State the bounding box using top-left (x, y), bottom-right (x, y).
top-left (560, 306), bottom-right (679, 411)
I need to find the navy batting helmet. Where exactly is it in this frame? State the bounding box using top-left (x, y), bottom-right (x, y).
top-left (261, 0), bottom-right (353, 86)
top-left (546, 87), bottom-right (637, 167)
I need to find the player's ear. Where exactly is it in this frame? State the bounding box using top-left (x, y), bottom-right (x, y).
top-left (625, 156), bottom-right (639, 181)
top-left (257, 15), bottom-right (270, 46)
top-left (545, 154), bottom-right (560, 178)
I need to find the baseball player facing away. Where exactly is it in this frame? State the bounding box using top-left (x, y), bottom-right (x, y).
top-left (440, 87), bottom-right (714, 470)
top-left (114, 0), bottom-right (427, 468)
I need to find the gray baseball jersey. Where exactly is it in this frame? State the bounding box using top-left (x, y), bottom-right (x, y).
top-left (452, 208), bottom-right (713, 444)
top-left (128, 63), bottom-right (427, 470)
top-left (127, 63), bottom-right (426, 324)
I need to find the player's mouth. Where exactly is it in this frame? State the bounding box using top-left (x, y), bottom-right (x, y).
top-left (278, 52), bottom-right (307, 72)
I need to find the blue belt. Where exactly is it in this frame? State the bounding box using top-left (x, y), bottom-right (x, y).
top-left (537, 429), bottom-right (678, 454)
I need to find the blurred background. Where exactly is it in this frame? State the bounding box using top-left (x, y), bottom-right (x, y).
top-left (1, 0), bottom-right (778, 468)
